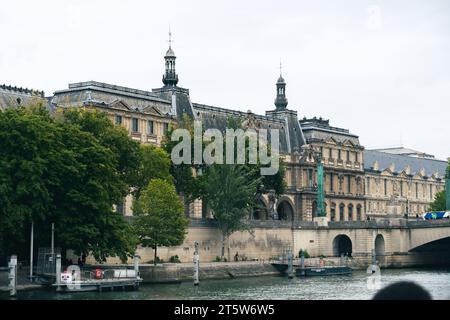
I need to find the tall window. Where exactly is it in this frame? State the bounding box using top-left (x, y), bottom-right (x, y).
top-left (384, 179), bottom-right (387, 196)
top-left (148, 120), bottom-right (154, 135)
top-left (347, 175), bottom-right (351, 194)
top-left (329, 148), bottom-right (332, 159)
top-left (163, 123), bottom-right (169, 134)
top-left (308, 169), bottom-right (313, 187)
top-left (355, 152), bottom-right (359, 163)
top-left (400, 181), bottom-right (403, 197)
top-left (132, 118), bottom-right (139, 132)
top-left (367, 177), bottom-right (370, 194)
top-left (338, 149), bottom-right (341, 160)
top-left (339, 204), bottom-right (345, 221)
top-left (348, 204), bottom-right (354, 221)
top-left (115, 115), bottom-right (122, 125)
top-left (329, 173), bottom-right (334, 192)
top-left (320, 146), bottom-right (323, 156)
top-left (430, 185), bottom-right (433, 199)
top-left (346, 150), bottom-right (350, 161)
top-left (415, 182), bottom-right (418, 198)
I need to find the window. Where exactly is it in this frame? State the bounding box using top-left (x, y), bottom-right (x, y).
top-left (320, 146), bottom-right (323, 156)
top-left (355, 152), bottom-right (359, 163)
top-left (115, 115), bottom-right (122, 125)
top-left (308, 169), bottom-right (313, 187)
top-left (367, 177), bottom-right (370, 194)
top-left (163, 123), bottom-right (169, 134)
top-left (346, 150), bottom-right (350, 161)
top-left (384, 179), bottom-right (387, 195)
top-left (329, 173), bottom-right (334, 192)
top-left (338, 149), bottom-right (341, 160)
top-left (339, 204), bottom-right (345, 221)
top-left (329, 148), bottom-right (332, 159)
top-left (429, 185), bottom-right (433, 199)
top-left (147, 120), bottom-right (154, 135)
top-left (348, 204), bottom-right (354, 221)
top-left (132, 118), bottom-right (139, 132)
top-left (400, 181), bottom-right (403, 197)
top-left (347, 175), bottom-right (351, 193)
top-left (330, 203), bottom-right (336, 221)
top-left (415, 182), bottom-right (418, 198)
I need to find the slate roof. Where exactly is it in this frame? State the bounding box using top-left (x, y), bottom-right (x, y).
top-left (192, 103), bottom-right (306, 154)
top-left (52, 81), bottom-right (173, 114)
top-left (0, 84), bottom-right (50, 111)
top-left (364, 149), bottom-right (448, 178)
top-left (300, 117), bottom-right (361, 146)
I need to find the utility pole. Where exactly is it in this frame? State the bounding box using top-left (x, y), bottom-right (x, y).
top-left (193, 241), bottom-right (200, 286)
top-left (29, 221), bottom-right (34, 281)
top-left (446, 159), bottom-right (450, 211)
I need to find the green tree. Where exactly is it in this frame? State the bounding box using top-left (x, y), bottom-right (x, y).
top-left (0, 105), bottom-right (139, 262)
top-left (201, 165), bottom-right (262, 261)
top-left (133, 179), bottom-right (188, 265)
top-left (428, 191), bottom-right (445, 212)
top-left (133, 144), bottom-right (172, 199)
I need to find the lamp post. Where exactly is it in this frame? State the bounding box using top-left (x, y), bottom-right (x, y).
top-left (446, 159), bottom-right (450, 211)
top-left (313, 150), bottom-right (327, 226)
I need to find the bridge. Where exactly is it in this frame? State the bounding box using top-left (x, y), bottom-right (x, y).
top-left (289, 219), bottom-right (450, 268)
top-left (131, 218), bottom-right (450, 267)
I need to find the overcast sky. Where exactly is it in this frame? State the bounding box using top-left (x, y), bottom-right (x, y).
top-left (1, 0), bottom-right (449, 161)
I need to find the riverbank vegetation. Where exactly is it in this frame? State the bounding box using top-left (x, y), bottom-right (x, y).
top-left (0, 104), bottom-right (186, 264)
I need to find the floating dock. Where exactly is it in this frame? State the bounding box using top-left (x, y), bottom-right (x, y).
top-left (271, 262), bottom-right (352, 277)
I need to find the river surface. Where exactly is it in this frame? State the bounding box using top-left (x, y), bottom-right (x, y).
top-left (3, 268), bottom-right (450, 300)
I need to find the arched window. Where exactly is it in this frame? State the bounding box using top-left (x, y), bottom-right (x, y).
top-left (339, 203), bottom-right (345, 221)
top-left (356, 205), bottom-right (362, 221)
top-left (312, 201), bottom-right (317, 216)
top-left (330, 203), bottom-right (336, 221)
top-left (348, 204), bottom-right (354, 221)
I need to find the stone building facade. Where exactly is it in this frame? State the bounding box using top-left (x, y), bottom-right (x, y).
top-left (1, 42), bottom-right (447, 222)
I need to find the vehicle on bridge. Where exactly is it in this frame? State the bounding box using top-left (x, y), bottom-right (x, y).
top-left (422, 211), bottom-right (450, 220)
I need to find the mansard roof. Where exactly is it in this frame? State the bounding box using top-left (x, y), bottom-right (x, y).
top-left (0, 84), bottom-right (51, 111)
top-left (364, 149), bottom-right (447, 179)
top-left (300, 116), bottom-right (361, 146)
top-left (52, 81), bottom-right (173, 115)
top-left (192, 103), bottom-right (299, 154)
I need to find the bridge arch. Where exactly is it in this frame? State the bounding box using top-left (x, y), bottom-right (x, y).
top-left (375, 234), bottom-right (385, 265)
top-left (408, 225), bottom-right (450, 252)
top-left (277, 197), bottom-right (295, 221)
top-left (332, 234), bottom-right (352, 257)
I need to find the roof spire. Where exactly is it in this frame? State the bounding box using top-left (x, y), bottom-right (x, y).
top-left (168, 26), bottom-right (173, 48)
top-left (279, 59), bottom-right (283, 77)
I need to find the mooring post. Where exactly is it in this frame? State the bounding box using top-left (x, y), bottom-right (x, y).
top-left (193, 241), bottom-right (199, 286)
top-left (56, 254), bottom-right (61, 286)
top-left (371, 249), bottom-right (376, 274)
top-left (8, 255), bottom-right (17, 297)
top-left (299, 253), bottom-right (305, 276)
top-left (134, 254), bottom-right (140, 277)
top-left (287, 250), bottom-right (294, 279)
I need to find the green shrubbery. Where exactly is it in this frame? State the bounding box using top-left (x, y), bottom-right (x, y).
top-left (298, 249), bottom-right (310, 258)
top-left (169, 255), bottom-right (181, 263)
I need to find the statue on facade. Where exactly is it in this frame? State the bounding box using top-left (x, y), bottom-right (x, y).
top-left (268, 191), bottom-right (278, 220)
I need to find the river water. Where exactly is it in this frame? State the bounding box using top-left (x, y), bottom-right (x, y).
top-left (3, 268), bottom-right (450, 300)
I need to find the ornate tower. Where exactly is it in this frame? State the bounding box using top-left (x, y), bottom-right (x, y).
top-left (274, 63), bottom-right (288, 110)
top-left (162, 31), bottom-right (179, 87)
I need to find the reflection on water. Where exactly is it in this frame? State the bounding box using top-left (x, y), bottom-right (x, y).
top-left (3, 268), bottom-right (450, 300)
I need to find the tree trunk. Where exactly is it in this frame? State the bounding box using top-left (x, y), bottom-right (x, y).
top-left (221, 233), bottom-right (226, 261)
top-left (154, 245), bottom-right (157, 265)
